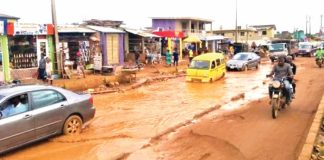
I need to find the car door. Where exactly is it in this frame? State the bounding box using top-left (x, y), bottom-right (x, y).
top-left (0, 93), bottom-right (35, 153)
top-left (30, 90), bottom-right (68, 139)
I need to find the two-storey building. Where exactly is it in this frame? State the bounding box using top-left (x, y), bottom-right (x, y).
top-left (211, 25), bottom-right (276, 45)
top-left (151, 17), bottom-right (213, 59)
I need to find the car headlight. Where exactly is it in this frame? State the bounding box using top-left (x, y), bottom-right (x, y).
top-left (271, 81), bottom-right (281, 88)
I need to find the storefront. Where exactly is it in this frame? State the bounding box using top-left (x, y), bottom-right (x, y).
top-left (153, 30), bottom-right (185, 59)
top-left (0, 14), bottom-right (19, 82)
top-left (124, 28), bottom-right (160, 62)
top-left (7, 23), bottom-right (54, 81)
top-left (87, 25), bottom-right (125, 66)
top-left (58, 25), bottom-right (97, 70)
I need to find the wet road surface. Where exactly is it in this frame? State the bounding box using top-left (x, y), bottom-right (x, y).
top-left (127, 57), bottom-right (324, 160)
top-left (2, 60), bottom-right (276, 160)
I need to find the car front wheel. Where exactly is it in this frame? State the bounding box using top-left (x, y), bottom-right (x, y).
top-left (63, 115), bottom-right (83, 135)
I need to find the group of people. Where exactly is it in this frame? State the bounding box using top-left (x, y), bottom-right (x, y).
top-left (267, 55), bottom-right (297, 104)
top-left (165, 49), bottom-right (179, 66)
top-left (38, 53), bottom-right (52, 84)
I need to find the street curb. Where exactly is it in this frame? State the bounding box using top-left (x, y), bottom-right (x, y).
top-left (298, 95), bottom-right (324, 160)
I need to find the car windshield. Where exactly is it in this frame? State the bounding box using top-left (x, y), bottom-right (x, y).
top-left (300, 45), bottom-right (312, 49)
top-left (189, 60), bottom-right (210, 69)
top-left (269, 44), bottom-right (284, 52)
top-left (232, 54), bottom-right (248, 60)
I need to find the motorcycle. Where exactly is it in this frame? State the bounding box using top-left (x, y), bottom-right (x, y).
top-left (268, 77), bottom-right (292, 119)
top-left (316, 57), bottom-right (323, 68)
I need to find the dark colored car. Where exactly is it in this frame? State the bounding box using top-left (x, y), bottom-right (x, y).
top-left (226, 52), bottom-right (261, 71)
top-left (0, 85), bottom-right (95, 154)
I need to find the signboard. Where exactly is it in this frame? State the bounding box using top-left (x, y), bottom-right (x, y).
top-left (15, 23), bottom-right (48, 35)
top-left (0, 21), bottom-right (4, 35)
top-left (93, 55), bottom-right (102, 71)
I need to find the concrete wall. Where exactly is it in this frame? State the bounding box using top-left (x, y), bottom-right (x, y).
top-left (152, 19), bottom-right (176, 31)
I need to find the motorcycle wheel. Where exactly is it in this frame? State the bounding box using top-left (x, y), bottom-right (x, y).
top-left (271, 99), bottom-right (279, 119)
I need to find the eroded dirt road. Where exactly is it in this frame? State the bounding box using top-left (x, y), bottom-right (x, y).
top-left (2, 58), bottom-right (322, 160)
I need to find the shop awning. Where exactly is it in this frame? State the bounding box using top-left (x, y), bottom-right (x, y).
top-left (58, 25), bottom-right (96, 33)
top-left (201, 35), bottom-right (224, 41)
top-left (152, 30), bottom-right (185, 38)
top-left (125, 28), bottom-right (160, 38)
top-left (183, 36), bottom-right (201, 43)
top-left (87, 25), bottom-right (125, 33)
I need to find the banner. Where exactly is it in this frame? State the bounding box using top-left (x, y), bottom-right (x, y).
top-left (0, 21), bottom-right (4, 35)
top-left (15, 23), bottom-right (48, 35)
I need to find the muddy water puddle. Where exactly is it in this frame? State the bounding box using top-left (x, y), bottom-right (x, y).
top-left (2, 63), bottom-right (272, 160)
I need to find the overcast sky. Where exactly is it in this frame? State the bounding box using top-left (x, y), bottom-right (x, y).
top-left (1, 0), bottom-right (323, 33)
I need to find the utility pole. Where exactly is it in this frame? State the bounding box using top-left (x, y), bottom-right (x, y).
top-left (306, 15), bottom-right (308, 35)
top-left (321, 15), bottom-right (323, 33)
top-left (51, 0), bottom-right (62, 76)
top-left (235, 0), bottom-right (238, 43)
top-left (309, 16), bottom-right (311, 35)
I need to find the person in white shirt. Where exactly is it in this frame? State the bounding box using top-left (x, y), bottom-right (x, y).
top-left (1, 96), bottom-right (28, 118)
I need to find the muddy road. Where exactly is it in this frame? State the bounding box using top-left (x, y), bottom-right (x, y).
top-left (127, 57), bottom-right (324, 160)
top-left (2, 58), bottom-right (321, 160)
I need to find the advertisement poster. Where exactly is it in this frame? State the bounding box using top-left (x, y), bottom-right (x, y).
top-left (15, 23), bottom-right (48, 35)
top-left (0, 21), bottom-right (4, 35)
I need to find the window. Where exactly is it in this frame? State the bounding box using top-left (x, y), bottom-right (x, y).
top-left (182, 22), bottom-right (188, 31)
top-left (216, 59), bottom-right (221, 66)
top-left (0, 94), bottom-right (29, 118)
top-left (211, 61), bottom-right (216, 69)
top-left (262, 31), bottom-right (267, 35)
top-left (240, 32), bottom-right (245, 36)
top-left (189, 60), bottom-right (210, 69)
top-left (31, 90), bottom-right (66, 109)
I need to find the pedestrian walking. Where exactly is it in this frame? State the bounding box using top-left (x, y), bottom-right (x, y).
top-left (166, 49), bottom-right (172, 66)
top-left (45, 57), bottom-right (53, 84)
top-left (38, 53), bottom-right (46, 81)
top-left (189, 49), bottom-right (194, 64)
top-left (173, 49), bottom-right (179, 66)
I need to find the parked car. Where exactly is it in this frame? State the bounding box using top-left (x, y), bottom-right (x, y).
top-left (0, 85), bottom-right (95, 154)
top-left (226, 52), bottom-right (261, 71)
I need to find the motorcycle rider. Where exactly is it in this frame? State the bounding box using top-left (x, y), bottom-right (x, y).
top-left (285, 56), bottom-right (296, 98)
top-left (267, 56), bottom-right (294, 104)
top-left (315, 47), bottom-right (324, 62)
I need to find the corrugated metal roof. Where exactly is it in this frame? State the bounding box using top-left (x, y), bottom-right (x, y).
top-left (58, 25), bottom-right (96, 33)
top-left (87, 25), bottom-right (124, 33)
top-left (151, 17), bottom-right (212, 23)
top-left (0, 13), bottom-right (19, 19)
top-left (124, 28), bottom-right (160, 38)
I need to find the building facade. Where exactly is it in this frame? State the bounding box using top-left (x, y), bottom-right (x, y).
top-left (211, 25), bottom-right (276, 43)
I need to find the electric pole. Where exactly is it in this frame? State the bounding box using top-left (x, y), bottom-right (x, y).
top-left (309, 16), bottom-right (311, 35)
top-left (51, 0), bottom-right (62, 76)
top-left (321, 15), bottom-right (323, 33)
top-left (306, 15), bottom-right (308, 35)
top-left (235, 0), bottom-right (238, 43)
